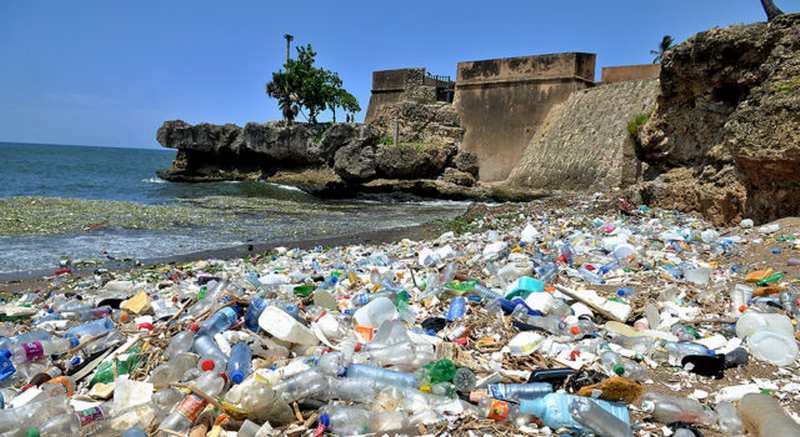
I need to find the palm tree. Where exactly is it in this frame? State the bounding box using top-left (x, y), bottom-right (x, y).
top-left (760, 0), bottom-right (784, 21)
top-left (650, 35), bottom-right (674, 64)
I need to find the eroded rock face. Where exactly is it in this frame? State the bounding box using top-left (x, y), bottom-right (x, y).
top-left (633, 13), bottom-right (800, 225)
top-left (367, 100), bottom-right (464, 148)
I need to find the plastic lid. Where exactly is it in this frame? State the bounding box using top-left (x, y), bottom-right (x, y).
top-left (569, 326), bottom-right (581, 335)
top-left (612, 364), bottom-right (625, 376)
top-left (26, 428), bottom-right (40, 437)
top-left (0, 349), bottom-right (10, 360)
top-left (67, 336), bottom-right (80, 347)
top-left (230, 370), bottom-right (245, 384)
top-left (190, 323), bottom-right (200, 333)
top-left (200, 359), bottom-right (215, 371)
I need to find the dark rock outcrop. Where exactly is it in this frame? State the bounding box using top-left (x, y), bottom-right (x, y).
top-left (443, 168), bottom-right (476, 187)
top-left (631, 13), bottom-right (800, 225)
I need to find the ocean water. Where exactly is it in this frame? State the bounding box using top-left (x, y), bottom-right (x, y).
top-left (0, 142), bottom-right (468, 274)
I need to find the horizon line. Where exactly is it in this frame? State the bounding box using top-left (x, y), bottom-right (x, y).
top-left (0, 140), bottom-right (169, 151)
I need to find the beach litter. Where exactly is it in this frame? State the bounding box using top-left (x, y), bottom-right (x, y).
top-left (0, 195), bottom-right (799, 436)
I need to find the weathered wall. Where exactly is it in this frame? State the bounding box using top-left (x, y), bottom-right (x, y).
top-left (454, 53), bottom-right (596, 181)
top-left (365, 68), bottom-right (453, 123)
top-left (506, 79), bottom-right (660, 190)
top-left (601, 64), bottom-right (661, 83)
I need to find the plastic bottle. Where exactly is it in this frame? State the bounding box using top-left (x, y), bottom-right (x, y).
top-left (641, 392), bottom-right (717, 425)
top-left (599, 350), bottom-right (648, 381)
top-left (0, 332), bottom-right (50, 352)
top-left (358, 341), bottom-right (415, 367)
top-left (519, 393), bottom-right (630, 433)
top-left (273, 369), bottom-right (329, 403)
top-left (226, 343), bottom-right (252, 384)
top-left (511, 306), bottom-right (563, 335)
top-left (62, 306), bottom-right (113, 321)
top-left (486, 383), bottom-right (553, 402)
top-left (197, 306), bottom-right (240, 337)
top-left (7, 337), bottom-right (79, 364)
top-left (0, 394), bottom-right (70, 434)
top-left (192, 333), bottom-right (228, 372)
top-left (577, 266), bottom-right (606, 285)
top-left (164, 331), bottom-right (194, 359)
top-left (478, 397), bottom-right (522, 422)
top-left (730, 284), bottom-right (753, 316)
top-left (570, 396), bottom-right (633, 437)
top-left (149, 352), bottom-right (198, 388)
top-left (223, 372), bottom-right (293, 426)
top-left (319, 405), bottom-right (371, 435)
top-left (258, 306), bottom-right (318, 345)
top-left (738, 393), bottom-right (800, 436)
top-left (715, 401), bottom-right (743, 435)
top-left (353, 297), bottom-right (398, 328)
top-left (29, 412), bottom-right (80, 436)
top-left (158, 372), bottom-right (226, 435)
top-left (662, 341), bottom-right (714, 365)
top-left (90, 347), bottom-right (140, 386)
top-left (64, 318), bottom-right (115, 342)
top-left (344, 364), bottom-right (417, 388)
top-left (446, 297), bottom-right (466, 322)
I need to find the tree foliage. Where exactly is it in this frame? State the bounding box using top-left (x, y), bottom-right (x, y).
top-left (266, 44), bottom-right (361, 124)
top-left (650, 35), bottom-right (674, 64)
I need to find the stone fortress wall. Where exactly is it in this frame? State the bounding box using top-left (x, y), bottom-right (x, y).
top-left (364, 53), bottom-right (660, 184)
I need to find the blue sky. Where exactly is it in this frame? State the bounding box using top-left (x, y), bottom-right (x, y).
top-left (0, 0), bottom-right (795, 149)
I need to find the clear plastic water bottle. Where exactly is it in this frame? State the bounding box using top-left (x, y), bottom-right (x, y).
top-left (344, 364), bottom-right (417, 388)
top-left (62, 306), bottom-right (112, 321)
top-left (577, 266), bottom-right (606, 285)
top-left (446, 297), bottom-right (466, 322)
top-left (244, 297), bottom-right (268, 332)
top-left (0, 331), bottom-right (50, 351)
top-left (191, 333), bottom-right (228, 372)
top-left (486, 382), bottom-right (553, 402)
top-left (226, 343), bottom-right (252, 384)
top-left (8, 337), bottom-right (79, 364)
top-left (64, 318), bottom-right (114, 342)
top-left (197, 306), bottom-right (240, 337)
top-left (0, 394), bottom-right (71, 434)
top-left (599, 350), bottom-right (648, 381)
top-left (520, 393), bottom-right (630, 433)
top-left (511, 306), bottom-right (563, 334)
top-left (641, 392), bottom-right (717, 426)
top-left (570, 396), bottom-right (633, 437)
top-left (149, 352), bottom-right (198, 388)
top-left (274, 368), bottom-right (329, 403)
top-left (158, 372), bottom-right (226, 435)
top-left (164, 331), bottom-right (194, 359)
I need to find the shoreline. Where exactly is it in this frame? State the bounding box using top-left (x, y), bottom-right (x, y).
top-left (0, 219), bottom-right (448, 290)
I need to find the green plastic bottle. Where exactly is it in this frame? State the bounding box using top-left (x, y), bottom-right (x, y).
top-left (417, 359), bottom-right (457, 386)
top-left (90, 347), bottom-right (141, 386)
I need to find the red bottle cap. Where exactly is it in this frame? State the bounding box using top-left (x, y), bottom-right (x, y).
top-left (190, 323), bottom-right (200, 333)
top-left (200, 359), bottom-right (215, 371)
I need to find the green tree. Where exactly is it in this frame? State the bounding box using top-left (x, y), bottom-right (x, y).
top-left (266, 43), bottom-right (360, 124)
top-left (760, 0), bottom-right (784, 21)
top-left (650, 35), bottom-right (674, 64)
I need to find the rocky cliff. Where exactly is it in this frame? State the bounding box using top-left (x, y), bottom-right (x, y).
top-left (630, 13), bottom-right (800, 225)
top-left (156, 119), bottom-right (479, 192)
top-left (506, 78), bottom-right (659, 190)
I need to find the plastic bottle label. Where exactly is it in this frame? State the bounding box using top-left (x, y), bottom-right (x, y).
top-left (76, 406), bottom-right (105, 426)
top-left (22, 341), bottom-right (44, 361)
top-left (487, 399), bottom-right (510, 421)
top-left (176, 395), bottom-right (208, 422)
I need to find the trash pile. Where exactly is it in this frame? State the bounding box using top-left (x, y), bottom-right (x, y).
top-left (0, 197), bottom-right (799, 436)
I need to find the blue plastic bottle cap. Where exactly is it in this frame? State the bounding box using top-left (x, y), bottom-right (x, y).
top-left (68, 336), bottom-right (80, 347)
top-left (230, 370), bottom-right (245, 384)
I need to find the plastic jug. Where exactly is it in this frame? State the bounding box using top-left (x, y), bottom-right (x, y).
top-left (353, 297), bottom-right (397, 328)
top-left (258, 306), bottom-right (318, 345)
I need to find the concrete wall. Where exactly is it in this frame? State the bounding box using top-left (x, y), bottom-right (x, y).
top-left (601, 64), bottom-right (661, 84)
top-left (454, 53), bottom-right (596, 181)
top-left (365, 68), bottom-right (425, 123)
top-left (506, 78), bottom-right (660, 191)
